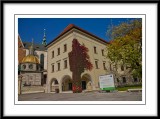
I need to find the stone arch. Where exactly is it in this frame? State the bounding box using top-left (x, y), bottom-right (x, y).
top-left (50, 78), bottom-right (59, 92)
top-left (61, 75), bottom-right (72, 91)
top-left (81, 73), bottom-right (93, 91)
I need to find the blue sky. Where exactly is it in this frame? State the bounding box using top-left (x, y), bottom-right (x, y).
top-left (18, 18), bottom-right (137, 45)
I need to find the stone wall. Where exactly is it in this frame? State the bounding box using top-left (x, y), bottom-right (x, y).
top-left (21, 72), bottom-right (42, 86)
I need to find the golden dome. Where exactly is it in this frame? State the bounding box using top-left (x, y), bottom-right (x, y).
top-left (21, 55), bottom-right (40, 64)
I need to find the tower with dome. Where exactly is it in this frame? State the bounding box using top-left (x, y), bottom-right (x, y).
top-left (20, 39), bottom-right (43, 86)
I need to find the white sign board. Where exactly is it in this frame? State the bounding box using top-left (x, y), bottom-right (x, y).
top-left (99, 74), bottom-right (115, 90)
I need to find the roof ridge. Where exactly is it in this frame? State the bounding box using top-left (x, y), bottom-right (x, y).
top-left (46, 24), bottom-right (108, 47)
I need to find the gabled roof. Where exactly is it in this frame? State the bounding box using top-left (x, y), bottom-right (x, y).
top-left (18, 34), bottom-right (24, 47)
top-left (46, 24), bottom-right (108, 47)
top-left (23, 42), bottom-right (47, 51)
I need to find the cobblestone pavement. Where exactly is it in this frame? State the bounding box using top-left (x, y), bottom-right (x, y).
top-left (18, 91), bottom-right (142, 101)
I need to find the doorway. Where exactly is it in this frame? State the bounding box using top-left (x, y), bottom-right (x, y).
top-left (82, 81), bottom-right (86, 90)
top-left (68, 83), bottom-right (72, 90)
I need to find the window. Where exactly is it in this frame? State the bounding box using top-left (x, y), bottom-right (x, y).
top-left (94, 46), bottom-right (97, 54)
top-left (134, 77), bottom-right (138, 82)
top-left (57, 62), bottom-right (60, 71)
top-left (64, 60), bottom-right (67, 69)
top-left (110, 64), bottom-right (112, 71)
top-left (102, 49), bottom-right (104, 56)
top-left (40, 54), bottom-right (44, 69)
top-left (52, 51), bottom-right (54, 58)
top-left (64, 44), bottom-right (67, 52)
top-left (22, 65), bottom-right (26, 69)
top-left (57, 48), bottom-right (60, 55)
top-left (103, 62), bottom-right (106, 70)
top-left (122, 77), bottom-right (126, 83)
top-left (95, 60), bottom-right (98, 69)
top-left (121, 65), bottom-right (124, 71)
top-left (117, 78), bottom-right (119, 82)
top-left (52, 64), bottom-right (54, 72)
top-left (29, 64), bottom-right (33, 69)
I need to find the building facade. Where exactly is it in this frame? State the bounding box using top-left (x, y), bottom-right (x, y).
top-left (46, 24), bottom-right (113, 93)
top-left (20, 42), bottom-right (43, 86)
top-left (19, 24), bottom-right (141, 93)
top-left (46, 24), bottom-right (141, 93)
top-left (19, 30), bottom-right (48, 86)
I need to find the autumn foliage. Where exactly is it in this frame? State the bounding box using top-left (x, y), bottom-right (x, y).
top-left (69, 39), bottom-right (93, 93)
top-left (107, 19), bottom-right (142, 79)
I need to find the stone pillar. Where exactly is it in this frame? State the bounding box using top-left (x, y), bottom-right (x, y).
top-left (18, 75), bottom-right (23, 94)
top-left (59, 83), bottom-right (62, 93)
top-left (87, 81), bottom-right (92, 91)
top-left (46, 80), bottom-right (50, 93)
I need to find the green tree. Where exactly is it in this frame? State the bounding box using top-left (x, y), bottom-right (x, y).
top-left (106, 19), bottom-right (142, 80)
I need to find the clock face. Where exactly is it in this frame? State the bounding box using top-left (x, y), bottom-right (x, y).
top-left (29, 64), bottom-right (33, 69)
top-left (23, 65), bottom-right (26, 69)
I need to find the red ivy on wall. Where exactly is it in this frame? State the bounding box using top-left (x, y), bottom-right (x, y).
top-left (69, 39), bottom-right (93, 93)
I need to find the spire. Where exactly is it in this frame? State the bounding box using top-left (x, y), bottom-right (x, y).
top-left (29, 38), bottom-right (34, 55)
top-left (42, 29), bottom-right (47, 45)
top-left (32, 38), bottom-right (34, 47)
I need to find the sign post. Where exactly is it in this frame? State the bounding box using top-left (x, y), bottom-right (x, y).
top-left (99, 74), bottom-right (115, 91)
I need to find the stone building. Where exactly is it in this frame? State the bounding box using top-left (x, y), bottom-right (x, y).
top-left (46, 24), bottom-right (110, 93)
top-left (18, 30), bottom-right (47, 85)
top-left (46, 24), bottom-right (141, 93)
top-left (20, 41), bottom-right (43, 86)
top-left (23, 41), bottom-right (47, 83)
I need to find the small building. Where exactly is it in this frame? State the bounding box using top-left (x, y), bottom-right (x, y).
top-left (20, 41), bottom-right (43, 86)
top-left (18, 29), bottom-right (47, 85)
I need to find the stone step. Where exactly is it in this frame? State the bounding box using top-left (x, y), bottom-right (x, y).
top-left (127, 88), bottom-right (142, 92)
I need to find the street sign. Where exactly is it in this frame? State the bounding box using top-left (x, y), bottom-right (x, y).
top-left (99, 74), bottom-right (115, 91)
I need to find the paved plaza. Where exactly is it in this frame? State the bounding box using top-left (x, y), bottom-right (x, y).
top-left (18, 91), bottom-right (142, 101)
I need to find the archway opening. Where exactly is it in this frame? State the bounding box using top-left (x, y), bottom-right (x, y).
top-left (50, 78), bottom-right (59, 92)
top-left (61, 75), bottom-right (72, 91)
top-left (81, 74), bottom-right (92, 91)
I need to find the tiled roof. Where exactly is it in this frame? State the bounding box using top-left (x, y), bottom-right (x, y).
top-left (23, 42), bottom-right (47, 51)
top-left (46, 24), bottom-right (108, 47)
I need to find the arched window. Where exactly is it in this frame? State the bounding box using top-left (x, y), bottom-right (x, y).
top-left (40, 54), bottom-right (44, 69)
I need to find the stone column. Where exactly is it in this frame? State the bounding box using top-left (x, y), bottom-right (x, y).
top-left (46, 79), bottom-right (50, 93)
top-left (59, 83), bottom-right (62, 93)
top-left (18, 75), bottom-right (23, 94)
